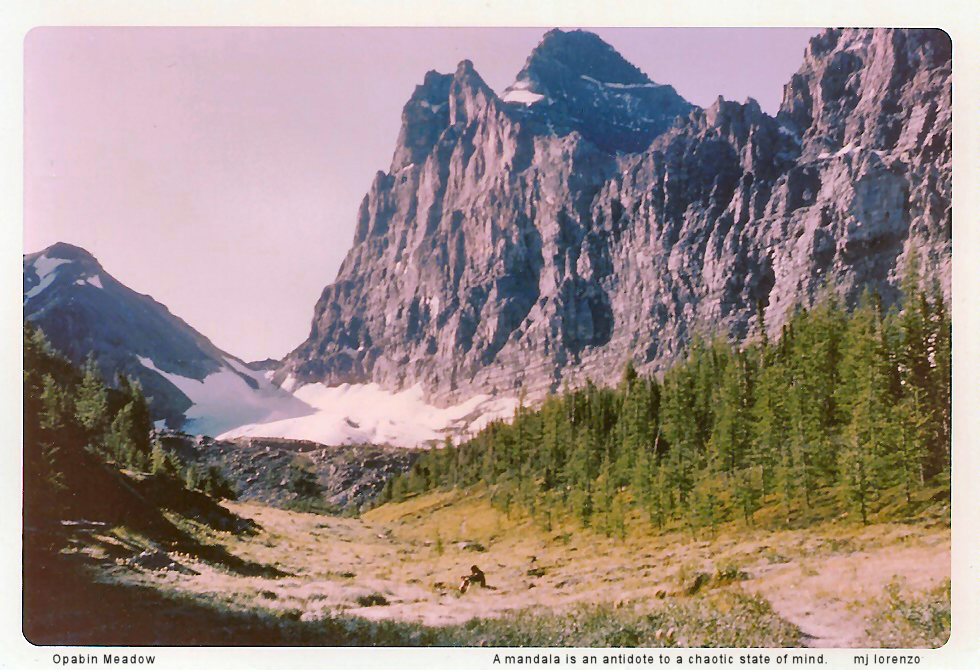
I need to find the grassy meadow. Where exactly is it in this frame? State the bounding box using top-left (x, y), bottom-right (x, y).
top-left (26, 484), bottom-right (950, 648)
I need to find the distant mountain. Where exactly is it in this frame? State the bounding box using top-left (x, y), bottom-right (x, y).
top-left (279, 28), bottom-right (951, 403)
top-left (23, 242), bottom-right (311, 433)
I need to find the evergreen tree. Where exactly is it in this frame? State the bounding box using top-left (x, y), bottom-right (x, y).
top-left (752, 360), bottom-right (790, 500)
top-left (609, 490), bottom-right (628, 540)
top-left (540, 396), bottom-right (570, 490)
top-left (835, 294), bottom-right (893, 521)
top-left (24, 326), bottom-right (85, 522)
top-left (568, 480), bottom-right (594, 527)
top-left (39, 373), bottom-right (76, 436)
top-left (690, 475), bottom-right (725, 535)
top-left (150, 440), bottom-right (182, 478)
top-left (564, 428), bottom-right (600, 496)
top-left (894, 395), bottom-right (928, 504)
top-left (928, 289), bottom-right (952, 479)
top-left (797, 294), bottom-right (846, 486)
top-left (370, 270), bottom-right (949, 532)
top-left (34, 375), bottom-right (75, 498)
top-left (733, 466), bottom-right (762, 525)
top-left (709, 349), bottom-right (753, 476)
top-left (660, 364), bottom-right (699, 504)
top-left (592, 454), bottom-right (616, 536)
top-left (75, 354), bottom-right (109, 439)
top-left (630, 433), bottom-right (654, 519)
top-left (105, 402), bottom-right (137, 467)
top-left (618, 375), bottom-right (653, 488)
top-left (127, 379), bottom-right (153, 459)
top-left (648, 463), bottom-right (671, 528)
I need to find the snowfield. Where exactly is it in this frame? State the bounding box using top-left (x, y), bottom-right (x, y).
top-left (138, 356), bottom-right (315, 437)
top-left (139, 354), bottom-right (520, 447)
top-left (219, 382), bottom-right (521, 449)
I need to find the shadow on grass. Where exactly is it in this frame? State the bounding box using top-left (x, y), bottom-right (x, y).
top-left (24, 536), bottom-right (805, 648)
top-left (24, 542), bottom-right (435, 646)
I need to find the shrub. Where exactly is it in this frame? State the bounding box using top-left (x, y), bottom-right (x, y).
top-left (865, 578), bottom-right (951, 648)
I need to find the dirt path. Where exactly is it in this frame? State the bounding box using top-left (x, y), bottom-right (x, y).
top-left (743, 532), bottom-right (951, 648)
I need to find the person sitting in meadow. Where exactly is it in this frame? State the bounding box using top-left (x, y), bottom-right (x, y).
top-left (459, 565), bottom-right (486, 593)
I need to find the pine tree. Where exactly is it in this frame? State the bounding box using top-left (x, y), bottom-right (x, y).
top-left (690, 475), bottom-right (725, 535)
top-left (592, 454), bottom-right (616, 536)
top-left (564, 428), bottom-right (600, 497)
top-left (127, 379), bottom-right (153, 460)
top-left (781, 296), bottom-right (846, 508)
top-left (894, 250), bottom-right (945, 484)
top-left (894, 394), bottom-right (928, 504)
top-left (733, 466), bottom-right (762, 525)
top-left (540, 395), bottom-right (571, 490)
top-left (837, 438), bottom-right (874, 525)
top-left (619, 375), bottom-right (653, 488)
top-left (798, 293), bottom-right (846, 487)
top-left (24, 325), bottom-right (88, 523)
top-left (39, 373), bottom-right (75, 435)
top-left (692, 338), bottom-right (724, 456)
top-left (752, 360), bottom-right (790, 501)
top-left (648, 463), bottom-right (671, 528)
top-left (444, 437), bottom-right (459, 488)
top-left (429, 440), bottom-right (445, 486)
top-left (34, 375), bottom-right (75, 498)
top-left (75, 354), bottom-right (109, 439)
top-left (709, 350), bottom-right (753, 476)
top-left (928, 289), bottom-right (952, 479)
top-left (630, 434), bottom-right (654, 518)
top-left (105, 402), bottom-right (137, 466)
top-left (568, 480), bottom-right (594, 527)
top-left (609, 490), bottom-right (628, 541)
top-left (661, 364), bottom-right (699, 504)
top-left (835, 294), bottom-right (895, 521)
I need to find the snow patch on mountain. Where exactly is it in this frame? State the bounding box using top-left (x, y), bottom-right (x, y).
top-left (580, 74), bottom-right (658, 90)
top-left (418, 100), bottom-right (446, 113)
top-left (218, 382), bottom-right (520, 449)
top-left (503, 88), bottom-right (547, 105)
top-left (138, 356), bottom-right (314, 436)
top-left (25, 255), bottom-right (70, 301)
top-left (74, 275), bottom-right (104, 289)
top-left (280, 374), bottom-right (300, 393)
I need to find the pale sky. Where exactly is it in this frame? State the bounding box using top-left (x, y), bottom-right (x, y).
top-left (24, 27), bottom-right (820, 362)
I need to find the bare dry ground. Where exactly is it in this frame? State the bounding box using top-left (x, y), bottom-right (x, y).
top-left (32, 487), bottom-right (949, 648)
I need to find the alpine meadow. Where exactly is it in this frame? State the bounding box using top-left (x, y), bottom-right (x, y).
top-left (23, 27), bottom-right (951, 650)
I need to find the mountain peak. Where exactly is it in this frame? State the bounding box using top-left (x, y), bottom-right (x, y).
top-left (29, 241), bottom-right (101, 266)
top-left (501, 29), bottom-right (693, 154)
top-left (522, 29), bottom-right (650, 87)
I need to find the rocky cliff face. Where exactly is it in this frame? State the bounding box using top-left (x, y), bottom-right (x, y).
top-left (280, 28), bottom-right (951, 403)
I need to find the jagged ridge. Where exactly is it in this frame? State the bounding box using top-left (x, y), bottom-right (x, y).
top-left (280, 28), bottom-right (951, 405)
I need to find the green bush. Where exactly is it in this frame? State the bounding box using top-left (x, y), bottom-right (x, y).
top-left (865, 578), bottom-right (951, 648)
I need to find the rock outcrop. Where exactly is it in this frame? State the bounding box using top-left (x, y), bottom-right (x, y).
top-left (280, 28), bottom-right (951, 403)
top-left (165, 433), bottom-right (421, 511)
